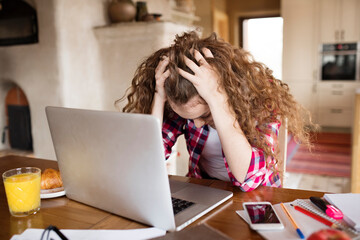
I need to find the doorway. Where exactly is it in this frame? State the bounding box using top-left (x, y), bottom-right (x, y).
top-left (239, 16), bottom-right (283, 80)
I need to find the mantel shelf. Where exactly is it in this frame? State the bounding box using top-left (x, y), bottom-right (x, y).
top-left (94, 21), bottom-right (198, 38)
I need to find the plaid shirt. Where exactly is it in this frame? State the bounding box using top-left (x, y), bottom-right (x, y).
top-left (162, 114), bottom-right (281, 192)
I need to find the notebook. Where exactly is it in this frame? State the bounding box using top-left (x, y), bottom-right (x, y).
top-left (45, 106), bottom-right (233, 232)
top-left (295, 199), bottom-right (359, 237)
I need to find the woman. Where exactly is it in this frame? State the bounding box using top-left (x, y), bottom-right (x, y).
top-left (117, 31), bottom-right (313, 192)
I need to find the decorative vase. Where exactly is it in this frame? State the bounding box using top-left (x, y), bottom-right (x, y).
top-left (135, 1), bottom-right (148, 21)
top-left (108, 0), bottom-right (136, 23)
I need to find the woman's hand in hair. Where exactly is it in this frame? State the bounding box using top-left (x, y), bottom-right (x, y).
top-left (178, 48), bottom-right (224, 107)
top-left (151, 57), bottom-right (169, 123)
top-left (154, 57), bottom-right (170, 102)
top-left (180, 48), bottom-right (253, 182)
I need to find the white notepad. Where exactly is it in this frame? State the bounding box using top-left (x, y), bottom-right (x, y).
top-left (10, 227), bottom-right (166, 240)
top-left (324, 193), bottom-right (360, 231)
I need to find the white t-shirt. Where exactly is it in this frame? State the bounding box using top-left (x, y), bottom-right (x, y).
top-left (198, 126), bottom-right (230, 181)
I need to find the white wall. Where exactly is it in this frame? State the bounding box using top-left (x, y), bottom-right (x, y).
top-left (0, 0), bottom-right (62, 159)
top-left (0, 0), bottom-right (114, 159)
top-left (95, 22), bottom-right (194, 111)
top-left (55, 0), bottom-right (108, 110)
top-left (0, 0), bottom-right (193, 161)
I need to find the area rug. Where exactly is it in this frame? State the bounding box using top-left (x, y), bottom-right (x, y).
top-left (286, 132), bottom-right (352, 177)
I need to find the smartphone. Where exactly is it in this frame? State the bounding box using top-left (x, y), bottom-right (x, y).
top-left (243, 202), bottom-right (284, 230)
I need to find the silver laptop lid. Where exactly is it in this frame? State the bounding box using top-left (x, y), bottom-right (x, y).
top-left (46, 106), bottom-right (176, 231)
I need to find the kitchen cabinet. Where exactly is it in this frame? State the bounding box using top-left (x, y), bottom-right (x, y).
top-left (282, 0), bottom-right (360, 128)
top-left (281, 0), bottom-right (318, 117)
top-left (316, 0), bottom-right (360, 127)
top-left (319, 0), bottom-right (360, 43)
top-left (287, 82), bottom-right (317, 122)
top-left (316, 82), bottom-right (360, 127)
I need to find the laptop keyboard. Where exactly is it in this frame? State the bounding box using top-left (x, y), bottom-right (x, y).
top-left (172, 197), bottom-right (194, 215)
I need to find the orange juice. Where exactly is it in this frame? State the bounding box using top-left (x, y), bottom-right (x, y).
top-left (3, 168), bottom-right (41, 217)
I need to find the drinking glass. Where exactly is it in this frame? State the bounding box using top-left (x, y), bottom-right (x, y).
top-left (3, 167), bottom-right (41, 217)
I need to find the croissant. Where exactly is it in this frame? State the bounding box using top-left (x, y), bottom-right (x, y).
top-left (41, 168), bottom-right (63, 190)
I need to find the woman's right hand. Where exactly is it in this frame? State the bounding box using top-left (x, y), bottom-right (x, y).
top-left (151, 57), bottom-right (170, 122)
top-left (154, 57), bottom-right (170, 102)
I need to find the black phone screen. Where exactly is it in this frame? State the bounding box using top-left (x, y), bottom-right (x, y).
top-left (245, 204), bottom-right (281, 224)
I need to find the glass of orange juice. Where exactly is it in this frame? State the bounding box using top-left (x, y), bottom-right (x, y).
top-left (2, 167), bottom-right (41, 217)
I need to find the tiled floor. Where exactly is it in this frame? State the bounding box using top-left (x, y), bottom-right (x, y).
top-left (284, 172), bottom-right (351, 193)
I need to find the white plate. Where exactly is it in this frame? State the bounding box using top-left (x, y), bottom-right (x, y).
top-left (41, 187), bottom-right (66, 199)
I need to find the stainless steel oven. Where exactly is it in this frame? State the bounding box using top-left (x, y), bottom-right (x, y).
top-left (320, 42), bottom-right (360, 81)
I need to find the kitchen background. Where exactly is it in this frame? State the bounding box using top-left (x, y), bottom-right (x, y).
top-left (1, 0), bottom-right (359, 192)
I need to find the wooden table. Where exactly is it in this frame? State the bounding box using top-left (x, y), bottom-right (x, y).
top-left (0, 155), bottom-right (325, 239)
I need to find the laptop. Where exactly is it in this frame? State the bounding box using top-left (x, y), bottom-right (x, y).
top-left (45, 106), bottom-right (233, 232)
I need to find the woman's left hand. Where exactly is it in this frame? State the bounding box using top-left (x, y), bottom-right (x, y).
top-left (178, 48), bottom-right (225, 106)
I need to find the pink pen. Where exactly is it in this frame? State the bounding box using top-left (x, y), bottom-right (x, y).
top-left (326, 205), bottom-right (343, 219)
top-left (310, 197), bottom-right (343, 220)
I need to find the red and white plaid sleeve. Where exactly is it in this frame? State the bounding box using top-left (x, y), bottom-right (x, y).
top-left (161, 114), bottom-right (186, 159)
top-left (232, 121), bottom-right (282, 191)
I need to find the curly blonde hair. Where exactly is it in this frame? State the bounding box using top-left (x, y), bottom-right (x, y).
top-left (117, 31), bottom-right (314, 171)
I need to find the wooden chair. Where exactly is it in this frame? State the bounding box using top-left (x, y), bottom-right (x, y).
top-left (278, 118), bottom-right (288, 187)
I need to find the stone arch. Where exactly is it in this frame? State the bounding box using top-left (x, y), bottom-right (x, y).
top-left (2, 82), bottom-right (33, 151)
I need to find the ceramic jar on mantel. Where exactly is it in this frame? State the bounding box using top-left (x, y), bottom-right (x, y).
top-left (108, 0), bottom-right (136, 23)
